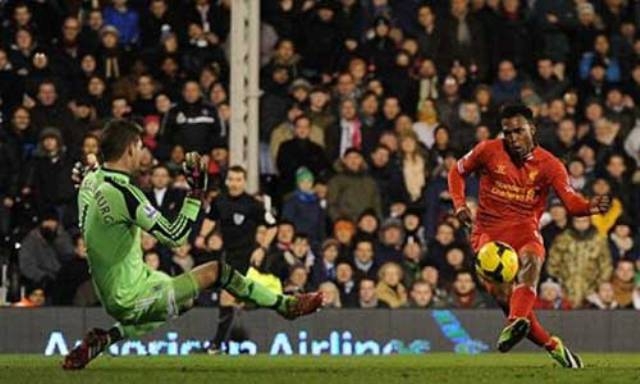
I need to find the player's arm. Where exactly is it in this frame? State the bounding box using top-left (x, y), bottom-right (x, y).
top-left (548, 159), bottom-right (610, 216)
top-left (110, 182), bottom-right (201, 247)
top-left (448, 141), bottom-right (488, 226)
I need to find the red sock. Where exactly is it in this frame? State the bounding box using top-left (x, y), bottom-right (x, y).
top-left (508, 284), bottom-right (536, 320)
top-left (526, 311), bottom-right (553, 348)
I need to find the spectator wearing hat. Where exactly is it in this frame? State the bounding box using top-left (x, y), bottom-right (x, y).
top-left (355, 209), bottom-right (380, 240)
top-left (327, 148), bottom-right (382, 222)
top-left (534, 278), bottom-right (572, 310)
top-left (103, 0), bottom-right (140, 47)
top-left (18, 207), bottom-right (73, 292)
top-left (548, 216), bottom-right (613, 308)
top-left (276, 115), bottom-right (330, 195)
top-left (307, 86), bottom-right (336, 138)
top-left (585, 281), bottom-right (620, 309)
top-left (281, 167), bottom-right (326, 247)
top-left (24, 127), bottom-right (75, 224)
top-left (96, 25), bottom-right (130, 82)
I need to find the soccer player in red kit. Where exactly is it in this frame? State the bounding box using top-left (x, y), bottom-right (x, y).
top-left (448, 104), bottom-right (610, 368)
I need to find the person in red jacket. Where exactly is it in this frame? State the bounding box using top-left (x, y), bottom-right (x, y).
top-left (448, 104), bottom-right (610, 368)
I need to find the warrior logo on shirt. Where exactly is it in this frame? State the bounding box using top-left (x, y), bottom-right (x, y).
top-left (233, 213), bottom-right (245, 225)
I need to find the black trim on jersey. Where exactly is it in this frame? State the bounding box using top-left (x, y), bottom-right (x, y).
top-left (148, 216), bottom-right (191, 242)
top-left (102, 167), bottom-right (132, 180)
top-left (104, 177), bottom-right (139, 220)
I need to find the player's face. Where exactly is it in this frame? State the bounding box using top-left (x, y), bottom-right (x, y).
top-left (225, 171), bottom-right (246, 196)
top-left (502, 115), bottom-right (535, 159)
top-left (128, 138), bottom-right (145, 171)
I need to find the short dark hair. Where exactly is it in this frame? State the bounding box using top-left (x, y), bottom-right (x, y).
top-left (293, 114), bottom-right (310, 127)
top-left (228, 165), bottom-right (247, 178)
top-left (100, 119), bottom-right (143, 161)
top-left (499, 103), bottom-right (534, 123)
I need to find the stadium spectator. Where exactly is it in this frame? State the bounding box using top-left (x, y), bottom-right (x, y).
top-left (276, 117), bottom-right (330, 195)
top-left (145, 165), bottom-right (185, 221)
top-left (548, 216), bottom-right (613, 308)
top-left (352, 238), bottom-right (378, 281)
top-left (375, 262), bottom-right (408, 308)
top-left (585, 282), bottom-right (620, 310)
top-left (408, 280), bottom-right (435, 309)
top-left (53, 234), bottom-right (95, 306)
top-left (327, 148), bottom-right (382, 221)
top-left (357, 278), bottom-right (389, 309)
top-left (608, 218), bottom-right (640, 264)
top-left (318, 281), bottom-right (341, 309)
top-left (610, 259), bottom-right (636, 308)
top-left (103, 0), bottom-right (140, 47)
top-left (447, 270), bottom-right (491, 309)
top-left (335, 261), bottom-right (358, 308)
top-left (534, 278), bottom-right (572, 310)
top-left (283, 265), bottom-right (308, 295)
top-left (18, 209), bottom-right (73, 292)
top-left (310, 238), bottom-right (339, 289)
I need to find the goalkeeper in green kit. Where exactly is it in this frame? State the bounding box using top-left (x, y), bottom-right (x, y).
top-left (63, 120), bottom-right (323, 370)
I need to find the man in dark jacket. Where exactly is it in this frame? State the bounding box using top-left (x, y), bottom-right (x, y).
top-left (163, 80), bottom-right (222, 153)
top-left (276, 115), bottom-right (330, 194)
top-left (145, 164), bottom-right (185, 221)
top-left (30, 80), bottom-right (74, 139)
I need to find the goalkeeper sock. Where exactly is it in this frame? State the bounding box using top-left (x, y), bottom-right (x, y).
top-left (526, 312), bottom-right (552, 347)
top-left (508, 284), bottom-right (536, 320)
top-left (218, 262), bottom-right (286, 312)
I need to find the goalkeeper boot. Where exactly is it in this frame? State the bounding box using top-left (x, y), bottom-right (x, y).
top-left (497, 317), bottom-right (531, 353)
top-left (62, 328), bottom-right (111, 370)
top-left (278, 292), bottom-right (324, 320)
top-left (546, 336), bottom-right (584, 369)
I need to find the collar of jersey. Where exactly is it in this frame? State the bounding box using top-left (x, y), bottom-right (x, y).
top-left (101, 166), bottom-right (131, 181)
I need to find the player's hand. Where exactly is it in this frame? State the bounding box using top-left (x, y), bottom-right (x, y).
top-left (589, 194), bottom-right (611, 215)
top-left (71, 153), bottom-right (99, 189)
top-left (455, 206), bottom-right (473, 228)
top-left (183, 152), bottom-right (208, 198)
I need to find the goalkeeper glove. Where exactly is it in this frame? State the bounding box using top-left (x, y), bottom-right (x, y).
top-left (71, 153), bottom-right (99, 189)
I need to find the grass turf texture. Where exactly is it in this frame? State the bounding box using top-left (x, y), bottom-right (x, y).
top-left (0, 354), bottom-right (639, 384)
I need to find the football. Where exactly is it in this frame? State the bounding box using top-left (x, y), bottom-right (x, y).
top-left (475, 241), bottom-right (519, 284)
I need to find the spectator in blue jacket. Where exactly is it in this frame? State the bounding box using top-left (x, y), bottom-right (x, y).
top-left (281, 167), bottom-right (326, 249)
top-left (579, 34), bottom-right (621, 83)
top-left (103, 0), bottom-right (140, 47)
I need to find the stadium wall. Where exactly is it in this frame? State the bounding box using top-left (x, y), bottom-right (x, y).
top-left (0, 309), bottom-right (638, 355)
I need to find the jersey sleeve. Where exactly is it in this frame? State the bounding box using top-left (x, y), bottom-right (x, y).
top-left (548, 158), bottom-right (591, 216)
top-left (104, 180), bottom-right (202, 247)
top-left (448, 141), bottom-right (489, 210)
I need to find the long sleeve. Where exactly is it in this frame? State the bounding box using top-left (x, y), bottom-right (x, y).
top-left (548, 158), bottom-right (591, 216)
top-left (448, 141), bottom-right (488, 210)
top-left (103, 180), bottom-right (201, 248)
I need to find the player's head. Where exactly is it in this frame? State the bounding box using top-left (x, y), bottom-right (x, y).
top-left (226, 165), bottom-right (247, 196)
top-left (100, 119), bottom-right (144, 172)
top-left (499, 103), bottom-right (536, 160)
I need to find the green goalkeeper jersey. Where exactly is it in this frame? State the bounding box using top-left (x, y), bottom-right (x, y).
top-left (78, 167), bottom-right (201, 311)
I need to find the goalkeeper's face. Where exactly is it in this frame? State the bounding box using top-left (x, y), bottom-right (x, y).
top-left (127, 138), bottom-right (145, 171)
top-left (502, 115), bottom-right (535, 160)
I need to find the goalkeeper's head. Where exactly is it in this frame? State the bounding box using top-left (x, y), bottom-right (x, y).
top-left (100, 119), bottom-right (144, 172)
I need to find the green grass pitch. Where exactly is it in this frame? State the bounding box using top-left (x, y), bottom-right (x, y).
top-left (0, 354), bottom-right (639, 384)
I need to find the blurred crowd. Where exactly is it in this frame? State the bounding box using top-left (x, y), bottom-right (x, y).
top-left (1, 0), bottom-right (640, 310)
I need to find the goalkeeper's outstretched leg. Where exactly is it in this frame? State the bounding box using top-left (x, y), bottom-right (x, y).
top-left (63, 261), bottom-right (323, 370)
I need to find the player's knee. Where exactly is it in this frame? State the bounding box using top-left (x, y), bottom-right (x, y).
top-left (518, 252), bottom-right (542, 284)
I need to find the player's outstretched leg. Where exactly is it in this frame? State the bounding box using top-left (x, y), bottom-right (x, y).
top-left (194, 261), bottom-right (323, 319)
top-left (498, 248), bottom-right (541, 352)
top-left (63, 327), bottom-right (122, 370)
top-left (545, 336), bottom-right (584, 368)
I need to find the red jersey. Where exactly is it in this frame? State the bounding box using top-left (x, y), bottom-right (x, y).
top-left (448, 139), bottom-right (591, 238)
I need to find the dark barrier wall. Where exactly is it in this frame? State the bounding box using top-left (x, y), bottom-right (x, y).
top-left (1, 308), bottom-right (639, 354)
